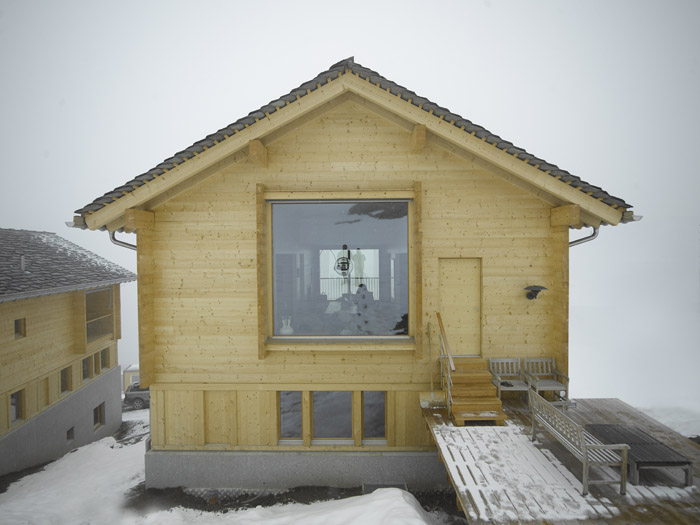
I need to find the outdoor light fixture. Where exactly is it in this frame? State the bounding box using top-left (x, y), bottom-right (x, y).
top-left (524, 285), bottom-right (547, 300)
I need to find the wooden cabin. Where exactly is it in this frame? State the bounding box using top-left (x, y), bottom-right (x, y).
top-left (72, 58), bottom-right (635, 489)
top-left (0, 229), bottom-right (134, 475)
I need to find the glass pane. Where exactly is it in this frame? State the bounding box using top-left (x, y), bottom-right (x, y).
top-left (10, 391), bottom-right (22, 422)
top-left (86, 289), bottom-right (112, 322)
top-left (60, 367), bottom-right (70, 393)
top-left (279, 391), bottom-right (302, 439)
top-left (272, 201), bottom-right (409, 336)
top-left (86, 315), bottom-right (113, 342)
top-left (313, 391), bottom-right (352, 438)
top-left (363, 391), bottom-right (386, 439)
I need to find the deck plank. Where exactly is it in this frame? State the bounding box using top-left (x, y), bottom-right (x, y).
top-left (424, 398), bottom-right (700, 523)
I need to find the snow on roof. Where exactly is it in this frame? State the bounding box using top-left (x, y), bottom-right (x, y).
top-left (0, 228), bottom-right (135, 303)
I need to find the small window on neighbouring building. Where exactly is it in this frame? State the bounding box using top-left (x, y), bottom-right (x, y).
top-left (100, 348), bottom-right (110, 370)
top-left (14, 318), bottom-right (26, 339)
top-left (82, 356), bottom-right (92, 382)
top-left (66, 427), bottom-right (74, 441)
top-left (93, 402), bottom-right (105, 429)
top-left (60, 367), bottom-right (71, 394)
top-left (279, 391), bottom-right (303, 440)
top-left (10, 390), bottom-right (23, 423)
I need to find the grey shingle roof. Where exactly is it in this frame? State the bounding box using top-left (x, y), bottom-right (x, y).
top-left (75, 57), bottom-right (631, 217)
top-left (0, 229), bottom-right (135, 303)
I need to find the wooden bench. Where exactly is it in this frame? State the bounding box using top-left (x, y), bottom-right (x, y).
top-left (530, 391), bottom-right (629, 495)
top-left (523, 357), bottom-right (570, 405)
top-left (488, 358), bottom-right (529, 399)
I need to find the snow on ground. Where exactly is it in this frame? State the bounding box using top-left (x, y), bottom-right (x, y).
top-left (130, 488), bottom-right (436, 525)
top-left (638, 406), bottom-right (700, 438)
top-left (0, 435), bottom-right (146, 524)
top-left (0, 409), bottom-right (456, 524)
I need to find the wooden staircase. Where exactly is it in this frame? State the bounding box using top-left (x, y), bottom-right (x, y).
top-left (449, 357), bottom-right (507, 426)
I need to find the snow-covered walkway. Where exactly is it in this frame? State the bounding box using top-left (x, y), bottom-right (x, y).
top-left (426, 410), bottom-right (698, 523)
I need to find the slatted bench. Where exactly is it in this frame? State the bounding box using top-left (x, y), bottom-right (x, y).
top-left (530, 391), bottom-right (629, 495)
top-left (488, 358), bottom-right (529, 400)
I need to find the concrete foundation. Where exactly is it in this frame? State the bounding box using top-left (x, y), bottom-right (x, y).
top-left (0, 366), bottom-right (122, 476)
top-left (145, 445), bottom-right (450, 490)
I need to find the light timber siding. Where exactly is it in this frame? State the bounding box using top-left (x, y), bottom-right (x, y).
top-left (0, 288), bottom-right (121, 438)
top-left (142, 100), bottom-right (569, 451)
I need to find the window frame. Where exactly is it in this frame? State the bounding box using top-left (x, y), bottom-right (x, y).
top-left (14, 317), bottom-right (26, 339)
top-left (264, 194), bottom-right (416, 344)
top-left (10, 389), bottom-right (24, 425)
top-left (60, 366), bottom-right (72, 395)
top-left (277, 390), bottom-right (389, 448)
top-left (361, 391), bottom-right (387, 444)
top-left (85, 287), bottom-right (114, 343)
top-left (93, 402), bottom-right (105, 430)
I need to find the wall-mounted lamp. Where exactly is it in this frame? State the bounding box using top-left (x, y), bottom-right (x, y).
top-left (524, 285), bottom-right (547, 300)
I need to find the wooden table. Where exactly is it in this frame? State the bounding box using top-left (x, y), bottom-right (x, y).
top-left (586, 424), bottom-right (693, 486)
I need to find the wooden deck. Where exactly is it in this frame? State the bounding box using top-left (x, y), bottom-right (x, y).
top-left (425, 397), bottom-right (700, 523)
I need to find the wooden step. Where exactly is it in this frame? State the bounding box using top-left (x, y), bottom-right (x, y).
top-left (451, 398), bottom-right (503, 412)
top-left (451, 383), bottom-right (497, 397)
top-left (450, 408), bottom-right (508, 425)
top-left (452, 357), bottom-right (488, 370)
top-left (451, 370), bottom-right (492, 384)
top-left (445, 354), bottom-right (508, 425)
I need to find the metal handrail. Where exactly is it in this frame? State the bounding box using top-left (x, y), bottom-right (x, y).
top-left (436, 312), bottom-right (456, 412)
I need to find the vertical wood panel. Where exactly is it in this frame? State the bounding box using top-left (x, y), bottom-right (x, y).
top-left (204, 390), bottom-right (238, 445)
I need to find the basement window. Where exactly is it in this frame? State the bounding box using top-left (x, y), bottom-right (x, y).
top-left (93, 402), bottom-right (105, 429)
top-left (270, 200), bottom-right (409, 338)
top-left (279, 391), bottom-right (302, 441)
top-left (312, 391), bottom-right (352, 443)
top-left (14, 318), bottom-right (26, 339)
top-left (362, 391), bottom-right (386, 441)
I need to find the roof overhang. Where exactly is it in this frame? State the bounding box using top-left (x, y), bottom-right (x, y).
top-left (79, 67), bottom-right (624, 231)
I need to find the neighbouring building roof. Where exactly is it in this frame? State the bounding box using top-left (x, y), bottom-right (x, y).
top-left (0, 229), bottom-right (135, 303)
top-left (74, 57), bottom-right (631, 219)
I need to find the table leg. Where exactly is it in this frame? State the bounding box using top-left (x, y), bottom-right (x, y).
top-left (629, 460), bottom-right (639, 485)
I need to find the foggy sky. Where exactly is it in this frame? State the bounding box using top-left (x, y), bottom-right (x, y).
top-left (1, 0), bottom-right (698, 409)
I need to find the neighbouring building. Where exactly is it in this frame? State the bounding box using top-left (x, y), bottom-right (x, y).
top-left (71, 58), bottom-right (636, 489)
top-left (0, 229), bottom-right (135, 475)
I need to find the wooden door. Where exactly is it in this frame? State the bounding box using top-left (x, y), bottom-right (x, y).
top-left (438, 258), bottom-right (482, 356)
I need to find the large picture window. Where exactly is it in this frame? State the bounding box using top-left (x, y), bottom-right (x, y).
top-left (271, 200), bottom-right (409, 337)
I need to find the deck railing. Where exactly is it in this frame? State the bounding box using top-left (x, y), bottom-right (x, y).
top-left (436, 312), bottom-right (456, 413)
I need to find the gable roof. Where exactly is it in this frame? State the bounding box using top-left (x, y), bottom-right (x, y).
top-left (0, 228), bottom-right (135, 303)
top-left (73, 57), bottom-right (632, 230)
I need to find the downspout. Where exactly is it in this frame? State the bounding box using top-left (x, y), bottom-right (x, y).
top-left (569, 225), bottom-right (599, 248)
top-left (109, 230), bottom-right (137, 251)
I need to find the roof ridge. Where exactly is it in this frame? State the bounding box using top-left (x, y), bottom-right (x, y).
top-left (74, 58), bottom-right (631, 217)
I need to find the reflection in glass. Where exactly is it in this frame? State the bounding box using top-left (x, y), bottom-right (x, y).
top-left (312, 391), bottom-right (352, 438)
top-left (272, 201), bottom-right (409, 337)
top-left (280, 391), bottom-right (302, 439)
top-left (363, 391), bottom-right (386, 439)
